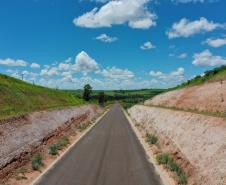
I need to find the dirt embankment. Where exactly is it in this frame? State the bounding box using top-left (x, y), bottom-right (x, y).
top-left (128, 105), bottom-right (226, 185)
top-left (145, 80), bottom-right (226, 114)
top-left (0, 105), bottom-right (102, 174)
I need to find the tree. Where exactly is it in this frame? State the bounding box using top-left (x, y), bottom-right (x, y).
top-left (98, 91), bottom-right (106, 106)
top-left (83, 84), bottom-right (92, 101)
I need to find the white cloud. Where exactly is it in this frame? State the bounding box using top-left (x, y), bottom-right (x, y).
top-left (203, 37), bottom-right (226, 48)
top-left (30, 63), bottom-right (40, 68)
top-left (140, 41), bottom-right (155, 50)
top-left (149, 67), bottom-right (185, 83)
top-left (40, 67), bottom-right (59, 77)
top-left (96, 33), bottom-right (118, 43)
top-left (0, 58), bottom-right (28, 67)
top-left (177, 53), bottom-right (187, 59)
top-left (192, 49), bottom-right (226, 66)
top-left (171, 0), bottom-right (214, 3)
top-left (73, 0), bottom-right (156, 29)
top-left (167, 17), bottom-right (224, 39)
top-left (74, 51), bottom-right (99, 74)
top-left (58, 63), bottom-right (71, 71)
top-left (101, 67), bottom-right (135, 80)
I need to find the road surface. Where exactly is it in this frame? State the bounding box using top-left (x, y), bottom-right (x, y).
top-left (35, 104), bottom-right (162, 185)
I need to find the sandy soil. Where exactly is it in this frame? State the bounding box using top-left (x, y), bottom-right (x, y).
top-left (0, 105), bottom-right (102, 176)
top-left (145, 80), bottom-right (226, 114)
top-left (128, 105), bottom-right (226, 185)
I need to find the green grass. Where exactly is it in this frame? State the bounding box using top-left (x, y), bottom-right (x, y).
top-left (146, 133), bottom-right (158, 145)
top-left (156, 153), bottom-right (188, 184)
top-left (0, 74), bottom-right (84, 120)
top-left (49, 137), bottom-right (70, 156)
top-left (173, 65), bottom-right (226, 90)
top-left (31, 153), bottom-right (43, 170)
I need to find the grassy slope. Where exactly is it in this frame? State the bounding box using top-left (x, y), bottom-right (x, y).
top-left (174, 65), bottom-right (226, 89)
top-left (0, 74), bottom-right (84, 120)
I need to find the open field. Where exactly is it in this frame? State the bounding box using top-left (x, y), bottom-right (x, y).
top-left (69, 89), bottom-right (165, 109)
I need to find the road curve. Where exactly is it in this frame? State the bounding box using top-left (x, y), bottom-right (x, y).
top-left (35, 104), bottom-right (162, 185)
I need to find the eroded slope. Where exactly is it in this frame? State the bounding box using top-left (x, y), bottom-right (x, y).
top-left (145, 80), bottom-right (226, 114)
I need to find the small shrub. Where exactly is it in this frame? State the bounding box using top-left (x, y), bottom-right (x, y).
top-left (146, 133), bottom-right (158, 145)
top-left (156, 153), bottom-right (170, 165)
top-left (31, 153), bottom-right (43, 170)
top-left (49, 144), bottom-right (58, 155)
top-left (156, 153), bottom-right (188, 184)
top-left (56, 137), bottom-right (69, 150)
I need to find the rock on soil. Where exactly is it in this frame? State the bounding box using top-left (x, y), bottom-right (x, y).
top-left (145, 80), bottom-right (226, 114)
top-left (0, 105), bottom-right (101, 170)
top-left (128, 105), bottom-right (226, 185)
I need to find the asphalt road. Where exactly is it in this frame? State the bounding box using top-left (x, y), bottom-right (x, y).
top-left (35, 104), bottom-right (162, 185)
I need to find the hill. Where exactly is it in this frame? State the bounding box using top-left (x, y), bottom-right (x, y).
top-left (0, 74), bottom-right (84, 120)
top-left (175, 65), bottom-right (226, 89)
top-left (145, 65), bottom-right (226, 116)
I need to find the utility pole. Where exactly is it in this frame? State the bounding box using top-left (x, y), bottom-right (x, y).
top-left (21, 73), bottom-right (24, 81)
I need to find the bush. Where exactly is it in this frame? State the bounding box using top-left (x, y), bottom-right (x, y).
top-left (156, 153), bottom-right (170, 165)
top-left (56, 137), bottom-right (69, 150)
top-left (156, 153), bottom-right (188, 184)
top-left (49, 144), bottom-right (58, 155)
top-left (146, 133), bottom-right (158, 145)
top-left (31, 153), bottom-right (43, 170)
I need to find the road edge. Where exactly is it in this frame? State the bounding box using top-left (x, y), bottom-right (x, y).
top-left (122, 108), bottom-right (176, 185)
top-left (31, 108), bottom-right (110, 185)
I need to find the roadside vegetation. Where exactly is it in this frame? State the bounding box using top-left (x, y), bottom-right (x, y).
top-left (156, 153), bottom-right (188, 185)
top-left (174, 65), bottom-right (226, 89)
top-left (0, 74), bottom-right (84, 120)
top-left (146, 133), bottom-right (158, 145)
top-left (31, 153), bottom-right (43, 171)
top-left (49, 137), bottom-right (70, 156)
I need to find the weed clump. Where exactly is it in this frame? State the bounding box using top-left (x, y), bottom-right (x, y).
top-left (156, 153), bottom-right (188, 184)
top-left (146, 133), bottom-right (158, 145)
top-left (31, 153), bottom-right (43, 170)
top-left (56, 137), bottom-right (70, 150)
top-left (49, 136), bottom-right (70, 156)
top-left (49, 144), bottom-right (58, 155)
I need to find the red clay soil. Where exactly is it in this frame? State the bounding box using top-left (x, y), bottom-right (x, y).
top-left (0, 105), bottom-right (102, 181)
top-left (145, 80), bottom-right (226, 114)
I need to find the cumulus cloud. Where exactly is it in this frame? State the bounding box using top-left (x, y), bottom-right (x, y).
top-left (95, 33), bottom-right (118, 43)
top-left (149, 67), bottom-right (185, 82)
top-left (73, 0), bottom-right (156, 29)
top-left (101, 67), bottom-right (135, 80)
top-left (167, 17), bottom-right (224, 39)
top-left (0, 58), bottom-right (28, 67)
top-left (203, 37), bottom-right (226, 48)
top-left (140, 41), bottom-right (155, 50)
top-left (40, 67), bottom-right (59, 77)
top-left (192, 49), bottom-right (226, 66)
top-left (30, 63), bottom-right (40, 68)
top-left (171, 0), bottom-right (216, 3)
top-left (74, 51), bottom-right (99, 74)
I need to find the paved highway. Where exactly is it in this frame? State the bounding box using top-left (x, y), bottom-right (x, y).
top-left (35, 104), bottom-right (162, 185)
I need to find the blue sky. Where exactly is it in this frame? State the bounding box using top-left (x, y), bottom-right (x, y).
top-left (0, 0), bottom-right (226, 90)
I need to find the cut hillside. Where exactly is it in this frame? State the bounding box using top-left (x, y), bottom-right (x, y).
top-left (145, 66), bottom-right (226, 115)
top-left (128, 105), bottom-right (226, 185)
top-left (0, 74), bottom-right (84, 120)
